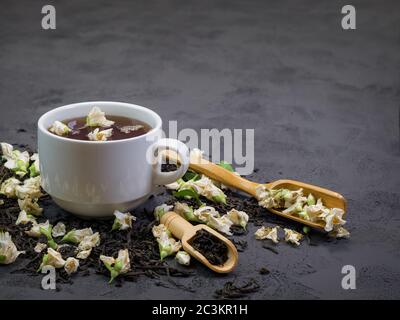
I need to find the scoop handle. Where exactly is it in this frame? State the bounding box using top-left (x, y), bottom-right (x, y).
top-left (161, 211), bottom-right (194, 240)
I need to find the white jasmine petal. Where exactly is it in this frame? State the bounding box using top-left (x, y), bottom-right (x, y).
top-left (78, 232), bottom-right (100, 251)
top-left (226, 209), bottom-right (249, 229)
top-left (100, 255), bottom-right (115, 266)
top-left (116, 249), bottom-right (130, 274)
top-left (284, 228), bottom-right (303, 246)
top-left (254, 226), bottom-right (280, 243)
top-left (119, 125), bottom-right (143, 133)
top-left (164, 182), bottom-right (180, 190)
top-left (29, 153), bottom-right (40, 177)
top-left (15, 176), bottom-right (42, 200)
top-left (193, 206), bottom-right (220, 223)
top-left (34, 242), bottom-right (47, 253)
top-left (175, 251), bottom-right (191, 266)
top-left (0, 231), bottom-right (25, 264)
top-left (76, 249), bottom-right (92, 260)
top-left (0, 177), bottom-right (21, 198)
top-left (86, 107), bottom-right (115, 127)
top-left (25, 220), bottom-right (50, 238)
top-left (207, 215), bottom-right (233, 235)
top-left (16, 210), bottom-right (37, 225)
top-left (112, 210), bottom-right (136, 231)
top-left (154, 204), bottom-right (173, 221)
top-left (62, 227), bottom-right (93, 244)
top-left (18, 197), bottom-right (43, 216)
top-left (328, 226), bottom-right (351, 239)
top-left (52, 222), bottom-right (66, 238)
top-left (152, 224), bottom-right (170, 238)
top-left (64, 257), bottom-right (79, 275)
top-left (49, 121), bottom-right (71, 136)
top-left (43, 248), bottom-right (66, 268)
top-left (87, 128), bottom-right (113, 141)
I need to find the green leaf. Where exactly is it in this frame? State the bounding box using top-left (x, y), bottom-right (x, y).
top-left (217, 161), bottom-right (234, 172)
top-left (182, 170), bottom-right (199, 182)
top-left (173, 189), bottom-right (201, 205)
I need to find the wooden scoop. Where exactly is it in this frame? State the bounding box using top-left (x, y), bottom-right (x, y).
top-left (160, 211), bottom-right (238, 273)
top-left (163, 151), bottom-right (347, 231)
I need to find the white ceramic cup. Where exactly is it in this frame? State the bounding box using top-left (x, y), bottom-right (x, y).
top-left (38, 101), bottom-right (189, 218)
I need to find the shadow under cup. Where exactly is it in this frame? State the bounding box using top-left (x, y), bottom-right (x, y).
top-left (37, 101), bottom-right (186, 219)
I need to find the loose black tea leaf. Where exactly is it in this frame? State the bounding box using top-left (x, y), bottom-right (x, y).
top-left (214, 278), bottom-right (260, 299)
top-left (189, 229), bottom-right (228, 266)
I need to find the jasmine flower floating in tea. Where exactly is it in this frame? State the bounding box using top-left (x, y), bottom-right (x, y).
top-left (86, 107), bottom-right (115, 127)
top-left (87, 128), bottom-right (113, 141)
top-left (49, 121), bottom-right (71, 136)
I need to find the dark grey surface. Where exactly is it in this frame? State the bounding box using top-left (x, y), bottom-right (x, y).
top-left (0, 0), bottom-right (399, 299)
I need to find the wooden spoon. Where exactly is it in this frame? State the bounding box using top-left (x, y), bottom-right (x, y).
top-left (163, 151), bottom-right (347, 231)
top-left (160, 211), bottom-right (238, 273)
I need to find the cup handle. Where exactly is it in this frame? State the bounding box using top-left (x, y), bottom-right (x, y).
top-left (151, 138), bottom-right (189, 186)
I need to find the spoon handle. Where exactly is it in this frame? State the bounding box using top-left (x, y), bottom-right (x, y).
top-left (163, 150), bottom-right (260, 196)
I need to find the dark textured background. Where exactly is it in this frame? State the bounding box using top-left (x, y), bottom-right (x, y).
top-left (0, 0), bottom-right (399, 299)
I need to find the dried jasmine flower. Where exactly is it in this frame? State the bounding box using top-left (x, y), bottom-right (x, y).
top-left (193, 206), bottom-right (219, 223)
top-left (62, 228), bottom-right (93, 244)
top-left (328, 226), bottom-right (350, 239)
top-left (284, 228), bottom-right (303, 246)
top-left (15, 176), bottom-right (42, 200)
top-left (38, 248), bottom-right (65, 271)
top-left (0, 142), bottom-right (30, 177)
top-left (256, 186), bottom-right (348, 237)
top-left (119, 125), bottom-right (143, 133)
top-left (112, 210), bottom-right (136, 231)
top-left (207, 215), bottom-right (233, 236)
top-left (86, 107), bottom-right (115, 127)
top-left (226, 209), bottom-right (249, 229)
top-left (25, 220), bottom-right (50, 238)
top-left (17, 197), bottom-right (43, 216)
top-left (29, 153), bottom-right (40, 177)
top-left (173, 202), bottom-right (199, 222)
top-left (52, 222), bottom-right (66, 238)
top-left (39, 223), bottom-right (58, 250)
top-left (34, 242), bottom-right (47, 253)
top-left (64, 257), bottom-right (79, 275)
top-left (152, 224), bottom-right (171, 238)
top-left (175, 251), bottom-right (191, 266)
top-left (77, 232), bottom-right (100, 252)
top-left (172, 175), bottom-right (227, 204)
top-left (254, 226), bottom-right (280, 244)
top-left (49, 121), bottom-right (71, 136)
top-left (76, 249), bottom-right (92, 260)
top-left (16, 210), bottom-right (37, 226)
top-left (157, 231), bottom-right (182, 260)
top-left (76, 232), bottom-right (100, 260)
top-left (87, 128), bottom-right (113, 141)
top-left (0, 177), bottom-right (21, 198)
top-left (100, 249), bottom-right (130, 283)
top-left (153, 204), bottom-right (174, 221)
top-left (0, 231), bottom-right (25, 264)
